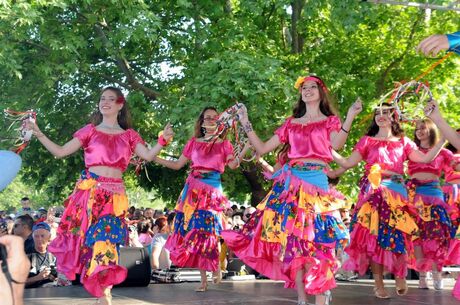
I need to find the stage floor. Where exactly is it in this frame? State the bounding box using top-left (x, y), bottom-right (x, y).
top-left (24, 279), bottom-right (457, 305)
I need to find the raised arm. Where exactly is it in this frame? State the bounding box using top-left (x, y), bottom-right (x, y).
top-left (135, 123), bottom-right (174, 162)
top-left (426, 100), bottom-right (460, 151)
top-left (27, 122), bottom-right (82, 158)
top-left (332, 149), bottom-right (363, 169)
top-left (154, 154), bottom-right (189, 170)
top-left (331, 98), bottom-right (362, 150)
top-left (238, 105), bottom-right (281, 156)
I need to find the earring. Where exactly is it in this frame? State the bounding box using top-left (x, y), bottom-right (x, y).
top-left (201, 127), bottom-right (206, 135)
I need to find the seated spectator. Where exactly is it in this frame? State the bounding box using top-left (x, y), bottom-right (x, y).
top-left (13, 215), bottom-right (35, 254)
top-left (25, 222), bottom-right (57, 288)
top-left (151, 217), bottom-right (171, 270)
top-left (128, 223), bottom-right (143, 247)
top-left (137, 220), bottom-right (153, 254)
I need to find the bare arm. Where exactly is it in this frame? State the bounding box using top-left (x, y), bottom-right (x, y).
top-left (32, 127), bottom-right (82, 158)
top-left (135, 123), bottom-right (175, 162)
top-left (331, 98), bottom-right (363, 150)
top-left (426, 100), bottom-right (460, 151)
top-left (327, 166), bottom-right (348, 179)
top-left (409, 140), bottom-right (446, 163)
top-left (154, 154), bottom-right (189, 170)
top-left (332, 149), bottom-right (363, 169)
top-left (238, 105), bottom-right (281, 156)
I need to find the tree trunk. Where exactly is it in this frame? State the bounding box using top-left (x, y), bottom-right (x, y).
top-left (290, 0), bottom-right (306, 54)
top-left (242, 164), bottom-right (268, 206)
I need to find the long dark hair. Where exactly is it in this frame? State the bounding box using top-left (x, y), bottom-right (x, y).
top-left (366, 103), bottom-right (404, 137)
top-left (277, 76), bottom-right (338, 162)
top-left (90, 86), bottom-right (132, 130)
top-left (194, 106), bottom-right (227, 139)
top-left (413, 118), bottom-right (439, 149)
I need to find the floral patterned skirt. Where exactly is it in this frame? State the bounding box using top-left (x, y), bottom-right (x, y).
top-left (48, 171), bottom-right (128, 297)
top-left (407, 180), bottom-right (453, 272)
top-left (221, 163), bottom-right (349, 295)
top-left (164, 171), bottom-right (228, 272)
top-left (344, 175), bottom-right (418, 278)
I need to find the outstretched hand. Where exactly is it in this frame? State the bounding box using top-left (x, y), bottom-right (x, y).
top-left (162, 123), bottom-right (174, 142)
top-left (347, 97), bottom-right (363, 118)
top-left (236, 103), bottom-right (249, 123)
top-left (417, 34), bottom-right (449, 57)
top-left (424, 99), bottom-right (440, 120)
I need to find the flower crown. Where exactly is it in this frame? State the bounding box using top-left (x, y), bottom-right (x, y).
top-left (294, 75), bottom-right (329, 93)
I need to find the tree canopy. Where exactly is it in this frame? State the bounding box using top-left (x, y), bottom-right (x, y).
top-left (0, 0), bottom-right (459, 210)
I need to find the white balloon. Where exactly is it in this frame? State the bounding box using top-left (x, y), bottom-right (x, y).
top-left (0, 150), bottom-right (22, 191)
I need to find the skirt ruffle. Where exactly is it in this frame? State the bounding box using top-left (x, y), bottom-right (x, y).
top-left (48, 171), bottom-right (128, 297)
top-left (165, 171), bottom-right (228, 272)
top-left (344, 177), bottom-right (416, 278)
top-left (222, 164), bottom-right (345, 295)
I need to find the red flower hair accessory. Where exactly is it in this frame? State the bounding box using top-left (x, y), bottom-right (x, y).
top-left (117, 96), bottom-right (126, 104)
top-left (294, 75), bottom-right (329, 93)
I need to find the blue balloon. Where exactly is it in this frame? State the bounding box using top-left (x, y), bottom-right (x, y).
top-left (0, 150), bottom-right (22, 192)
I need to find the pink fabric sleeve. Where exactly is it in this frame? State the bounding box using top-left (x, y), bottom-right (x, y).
top-left (442, 149), bottom-right (454, 167)
top-left (274, 118), bottom-right (291, 143)
top-left (73, 124), bottom-right (94, 147)
top-left (403, 137), bottom-right (417, 156)
top-left (182, 138), bottom-right (195, 159)
top-left (353, 136), bottom-right (368, 158)
top-left (327, 116), bottom-right (341, 133)
top-left (129, 129), bottom-right (145, 151)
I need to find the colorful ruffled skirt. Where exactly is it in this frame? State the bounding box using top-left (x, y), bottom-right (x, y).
top-left (221, 162), bottom-right (349, 295)
top-left (164, 171), bottom-right (229, 272)
top-left (442, 182), bottom-right (460, 300)
top-left (48, 171), bottom-right (128, 297)
top-left (406, 179), bottom-right (452, 272)
top-left (344, 173), bottom-right (418, 278)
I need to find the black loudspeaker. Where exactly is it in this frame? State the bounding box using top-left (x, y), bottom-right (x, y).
top-left (227, 258), bottom-right (256, 275)
top-left (116, 247), bottom-right (151, 287)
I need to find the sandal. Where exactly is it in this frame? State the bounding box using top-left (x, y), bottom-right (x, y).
top-left (373, 286), bottom-right (390, 299)
top-left (195, 285), bottom-right (208, 292)
top-left (395, 278), bottom-right (408, 296)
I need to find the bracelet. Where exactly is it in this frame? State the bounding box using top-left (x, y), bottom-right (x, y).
top-left (158, 135), bottom-right (169, 146)
top-left (340, 127), bottom-right (349, 134)
top-left (242, 121), bottom-right (253, 133)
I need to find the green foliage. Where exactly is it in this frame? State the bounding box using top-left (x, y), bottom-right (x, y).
top-left (0, 0), bottom-right (459, 206)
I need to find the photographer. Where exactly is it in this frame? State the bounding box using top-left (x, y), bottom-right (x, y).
top-left (25, 222), bottom-right (57, 288)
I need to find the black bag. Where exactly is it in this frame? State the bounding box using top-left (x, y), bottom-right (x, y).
top-left (116, 246), bottom-right (151, 287)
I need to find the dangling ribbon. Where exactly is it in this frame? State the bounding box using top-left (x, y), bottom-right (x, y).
top-left (3, 109), bottom-right (36, 154)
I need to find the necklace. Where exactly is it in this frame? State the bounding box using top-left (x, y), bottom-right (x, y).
top-left (99, 122), bottom-right (122, 130)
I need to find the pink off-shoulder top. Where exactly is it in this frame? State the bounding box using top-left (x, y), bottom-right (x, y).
top-left (407, 148), bottom-right (453, 177)
top-left (73, 124), bottom-right (145, 172)
top-left (274, 116), bottom-right (341, 163)
top-left (353, 136), bottom-right (417, 175)
top-left (182, 137), bottom-right (234, 173)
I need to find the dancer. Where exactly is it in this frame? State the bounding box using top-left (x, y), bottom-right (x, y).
top-left (155, 106), bottom-right (240, 292)
top-left (222, 75), bottom-right (362, 305)
top-left (334, 104), bottom-right (445, 299)
top-left (26, 87), bottom-right (172, 304)
top-left (442, 132), bottom-right (460, 300)
top-left (406, 118), bottom-right (453, 290)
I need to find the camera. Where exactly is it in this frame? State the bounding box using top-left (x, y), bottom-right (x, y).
top-left (49, 265), bottom-right (58, 278)
top-left (0, 220), bottom-right (7, 232)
